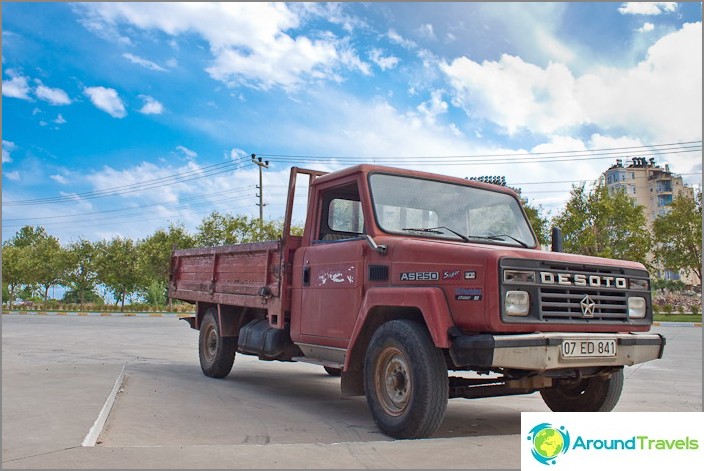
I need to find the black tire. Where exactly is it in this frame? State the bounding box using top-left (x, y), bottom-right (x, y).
top-left (324, 366), bottom-right (342, 377)
top-left (540, 368), bottom-right (624, 412)
top-left (199, 308), bottom-right (236, 378)
top-left (364, 320), bottom-right (448, 439)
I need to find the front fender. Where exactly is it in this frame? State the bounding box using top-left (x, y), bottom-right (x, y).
top-left (350, 286), bottom-right (454, 352)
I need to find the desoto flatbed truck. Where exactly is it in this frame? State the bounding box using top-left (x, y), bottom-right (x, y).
top-left (169, 164), bottom-right (665, 439)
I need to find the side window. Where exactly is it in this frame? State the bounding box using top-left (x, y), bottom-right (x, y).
top-left (318, 182), bottom-right (365, 241)
top-left (329, 199), bottom-right (364, 234)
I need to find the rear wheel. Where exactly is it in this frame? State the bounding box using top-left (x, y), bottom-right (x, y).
top-left (199, 308), bottom-right (236, 378)
top-left (540, 368), bottom-right (623, 412)
top-left (364, 320), bottom-right (448, 439)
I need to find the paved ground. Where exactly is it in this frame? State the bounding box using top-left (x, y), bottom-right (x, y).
top-left (1, 315), bottom-right (701, 469)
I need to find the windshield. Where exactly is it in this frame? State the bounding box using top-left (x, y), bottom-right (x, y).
top-left (368, 173), bottom-right (537, 248)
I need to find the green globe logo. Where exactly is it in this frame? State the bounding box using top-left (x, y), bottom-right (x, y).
top-left (527, 423), bottom-right (571, 465)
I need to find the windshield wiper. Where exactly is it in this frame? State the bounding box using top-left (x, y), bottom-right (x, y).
top-left (469, 234), bottom-right (529, 248)
top-left (402, 226), bottom-right (471, 243)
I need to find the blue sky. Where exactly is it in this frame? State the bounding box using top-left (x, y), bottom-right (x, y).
top-left (2, 2), bottom-right (702, 244)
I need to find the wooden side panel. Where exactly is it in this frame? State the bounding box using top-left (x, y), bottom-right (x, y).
top-left (169, 238), bottom-right (302, 327)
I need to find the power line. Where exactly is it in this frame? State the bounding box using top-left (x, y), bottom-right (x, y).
top-left (2, 186), bottom-right (257, 223)
top-left (3, 157), bottom-right (255, 206)
top-left (255, 140), bottom-right (701, 162)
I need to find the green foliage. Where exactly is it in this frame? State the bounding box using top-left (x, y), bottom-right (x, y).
top-left (692, 305), bottom-right (700, 316)
top-left (652, 278), bottom-right (686, 292)
top-left (64, 238), bottom-right (99, 307)
top-left (4, 226), bottom-right (69, 308)
top-left (61, 288), bottom-right (104, 305)
top-left (95, 237), bottom-right (143, 311)
top-left (2, 245), bottom-right (31, 309)
top-left (652, 193), bottom-right (702, 284)
top-left (552, 183), bottom-right (652, 265)
top-left (142, 280), bottom-right (168, 307)
top-left (520, 197), bottom-right (550, 246)
top-left (138, 222), bottom-right (196, 286)
top-left (195, 211), bottom-right (291, 246)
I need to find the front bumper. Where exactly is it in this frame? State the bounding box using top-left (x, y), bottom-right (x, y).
top-left (449, 332), bottom-right (665, 371)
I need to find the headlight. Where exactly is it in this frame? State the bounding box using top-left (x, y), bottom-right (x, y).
top-left (628, 297), bottom-right (647, 318)
top-left (505, 291), bottom-right (530, 316)
top-left (503, 270), bottom-right (536, 284)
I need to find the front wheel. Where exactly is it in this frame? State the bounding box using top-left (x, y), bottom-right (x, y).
top-left (199, 308), bottom-right (236, 378)
top-left (364, 320), bottom-right (448, 439)
top-left (540, 369), bottom-right (623, 412)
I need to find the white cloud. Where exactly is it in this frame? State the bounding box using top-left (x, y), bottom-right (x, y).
top-left (576, 22), bottom-right (702, 142)
top-left (5, 171), bottom-right (21, 181)
top-left (2, 70), bottom-right (31, 100)
top-left (441, 22), bottom-right (702, 141)
top-left (138, 95), bottom-right (164, 115)
top-left (416, 90), bottom-right (448, 125)
top-left (441, 54), bottom-right (584, 135)
top-left (122, 53), bottom-right (167, 72)
top-left (50, 174), bottom-right (69, 184)
top-left (54, 114), bottom-right (67, 125)
top-left (618, 2), bottom-right (677, 15)
top-left (75, 3), bottom-right (367, 90)
top-left (176, 145), bottom-right (197, 160)
top-left (637, 22), bottom-right (655, 33)
top-left (165, 58), bottom-right (178, 68)
top-left (84, 86), bottom-right (127, 118)
top-left (417, 24), bottom-right (436, 41)
top-left (2, 140), bottom-right (17, 163)
top-left (369, 48), bottom-right (400, 71)
top-left (387, 29), bottom-right (417, 49)
top-left (34, 82), bottom-right (72, 105)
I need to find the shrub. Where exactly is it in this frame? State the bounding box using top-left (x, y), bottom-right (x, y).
top-left (676, 305), bottom-right (685, 315)
top-left (691, 305), bottom-right (700, 316)
top-left (663, 304), bottom-right (673, 315)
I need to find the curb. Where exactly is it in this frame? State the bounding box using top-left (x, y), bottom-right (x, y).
top-left (653, 321), bottom-right (702, 328)
top-left (2, 311), bottom-right (193, 318)
top-left (82, 364), bottom-right (126, 447)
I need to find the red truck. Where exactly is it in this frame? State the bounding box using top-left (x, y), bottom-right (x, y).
top-left (169, 164), bottom-right (665, 439)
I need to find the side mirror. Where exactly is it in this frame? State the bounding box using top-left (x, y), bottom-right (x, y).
top-left (551, 227), bottom-right (564, 253)
top-left (365, 234), bottom-right (388, 255)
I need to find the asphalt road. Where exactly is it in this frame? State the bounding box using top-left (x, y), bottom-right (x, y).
top-left (1, 315), bottom-right (701, 469)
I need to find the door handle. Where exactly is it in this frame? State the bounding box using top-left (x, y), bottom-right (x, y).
top-left (303, 266), bottom-right (311, 286)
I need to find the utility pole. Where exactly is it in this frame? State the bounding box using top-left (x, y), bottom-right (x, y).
top-left (251, 154), bottom-right (269, 224)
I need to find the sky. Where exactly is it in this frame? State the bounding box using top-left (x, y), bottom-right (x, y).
top-left (2, 2), bottom-right (702, 245)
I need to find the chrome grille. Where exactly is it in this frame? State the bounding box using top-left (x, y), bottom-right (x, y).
top-left (540, 287), bottom-right (628, 321)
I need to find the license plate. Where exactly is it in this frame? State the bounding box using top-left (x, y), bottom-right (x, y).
top-left (561, 339), bottom-right (617, 358)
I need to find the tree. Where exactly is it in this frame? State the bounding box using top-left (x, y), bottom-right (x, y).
top-left (652, 193), bottom-right (702, 284)
top-left (2, 245), bottom-right (30, 309)
top-left (6, 226), bottom-right (68, 308)
top-left (28, 234), bottom-right (69, 308)
top-left (552, 183), bottom-right (652, 265)
top-left (195, 211), bottom-right (292, 246)
top-left (64, 239), bottom-right (99, 308)
top-left (138, 223), bottom-right (196, 307)
top-left (7, 225), bottom-right (51, 248)
top-left (138, 223), bottom-right (196, 285)
top-left (95, 237), bottom-right (143, 311)
top-left (520, 197), bottom-right (550, 247)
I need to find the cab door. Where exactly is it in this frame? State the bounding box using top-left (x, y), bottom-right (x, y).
top-left (293, 181), bottom-right (366, 349)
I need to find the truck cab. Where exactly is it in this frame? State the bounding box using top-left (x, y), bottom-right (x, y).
top-left (170, 164), bottom-right (665, 439)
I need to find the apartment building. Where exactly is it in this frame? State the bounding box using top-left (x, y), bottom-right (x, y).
top-left (604, 157), bottom-right (695, 283)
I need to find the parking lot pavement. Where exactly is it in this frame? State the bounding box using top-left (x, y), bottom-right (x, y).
top-left (2, 315), bottom-right (701, 469)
